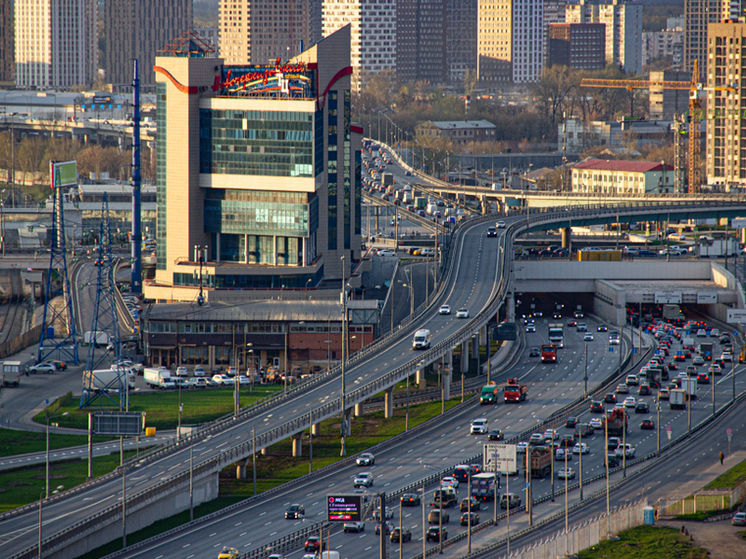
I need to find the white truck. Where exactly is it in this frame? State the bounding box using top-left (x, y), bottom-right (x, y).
top-left (681, 377), bottom-right (697, 399)
top-left (669, 388), bottom-right (686, 410)
top-left (1, 360), bottom-right (25, 387)
top-left (412, 329), bottom-right (432, 350)
top-left (695, 238), bottom-right (740, 258)
top-left (83, 368), bottom-right (135, 392)
top-left (144, 368), bottom-right (172, 388)
top-left (426, 202), bottom-right (438, 215)
top-left (83, 330), bottom-right (110, 346)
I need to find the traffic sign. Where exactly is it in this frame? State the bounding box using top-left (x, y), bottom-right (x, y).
top-left (727, 309), bottom-right (746, 324)
top-left (483, 443), bottom-right (517, 473)
top-left (609, 347), bottom-right (614, 352)
top-left (727, 428), bottom-right (732, 435)
top-left (632, 348), bottom-right (637, 354)
top-left (666, 425), bottom-right (672, 440)
top-left (666, 425), bottom-right (672, 432)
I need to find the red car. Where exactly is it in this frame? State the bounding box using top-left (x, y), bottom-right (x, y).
top-left (304, 536), bottom-right (325, 553)
top-left (640, 418), bottom-right (655, 430)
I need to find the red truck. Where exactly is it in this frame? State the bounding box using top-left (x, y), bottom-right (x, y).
top-left (504, 378), bottom-right (528, 403)
top-left (540, 343), bottom-right (557, 363)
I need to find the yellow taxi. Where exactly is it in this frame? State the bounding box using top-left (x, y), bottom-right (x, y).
top-left (217, 547), bottom-right (239, 559)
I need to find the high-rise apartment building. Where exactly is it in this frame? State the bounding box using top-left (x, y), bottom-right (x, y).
top-left (446, 0), bottom-right (478, 83)
top-left (106, 0), bottom-right (191, 90)
top-left (219, 0), bottom-right (311, 66)
top-left (397, 0), bottom-right (447, 84)
top-left (648, 70), bottom-right (690, 120)
top-left (706, 22), bottom-right (746, 190)
top-left (683, 0), bottom-right (740, 79)
top-left (0, 0), bottom-right (13, 85)
top-left (548, 23), bottom-right (606, 70)
top-left (566, 0), bottom-right (642, 75)
top-left (322, 0), bottom-right (396, 91)
top-left (14, 0), bottom-right (97, 89)
top-left (148, 26), bottom-right (361, 301)
top-left (642, 28), bottom-right (684, 70)
top-left (477, 0), bottom-right (544, 84)
top-left (544, 1), bottom-right (568, 68)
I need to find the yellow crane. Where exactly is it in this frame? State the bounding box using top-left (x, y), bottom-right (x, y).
top-left (579, 61), bottom-right (734, 194)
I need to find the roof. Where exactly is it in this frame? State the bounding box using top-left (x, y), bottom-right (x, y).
top-left (422, 120), bottom-right (496, 130)
top-left (572, 159), bottom-right (667, 173)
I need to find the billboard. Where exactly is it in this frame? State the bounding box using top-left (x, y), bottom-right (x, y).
top-left (327, 494), bottom-right (363, 522)
top-left (95, 411), bottom-right (143, 436)
top-left (214, 60), bottom-right (316, 98)
top-left (483, 443), bottom-right (517, 473)
top-left (654, 291), bottom-right (682, 304)
top-left (50, 160), bottom-right (77, 188)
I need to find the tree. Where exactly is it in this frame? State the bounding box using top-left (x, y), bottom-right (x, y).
top-left (530, 65), bottom-right (579, 137)
top-left (45, 137), bottom-right (82, 163)
top-left (463, 69), bottom-right (479, 98)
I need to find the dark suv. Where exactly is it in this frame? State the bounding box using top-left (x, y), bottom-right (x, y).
top-left (590, 401), bottom-right (604, 413)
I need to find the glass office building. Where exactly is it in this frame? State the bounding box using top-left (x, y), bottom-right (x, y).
top-left (148, 26), bottom-right (361, 302)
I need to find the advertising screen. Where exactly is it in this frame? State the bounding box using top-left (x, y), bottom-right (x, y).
top-left (327, 494), bottom-right (363, 522)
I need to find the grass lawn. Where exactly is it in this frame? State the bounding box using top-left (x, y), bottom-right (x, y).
top-left (74, 397), bottom-right (463, 559)
top-left (0, 451), bottom-right (136, 514)
top-left (32, 385), bottom-right (283, 431)
top-left (0, 428), bottom-right (113, 458)
top-left (578, 525), bottom-right (708, 558)
top-left (704, 459), bottom-right (746, 490)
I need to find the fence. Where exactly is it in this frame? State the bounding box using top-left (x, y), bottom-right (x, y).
top-left (0, 324), bottom-right (43, 359)
top-left (658, 476), bottom-right (746, 517)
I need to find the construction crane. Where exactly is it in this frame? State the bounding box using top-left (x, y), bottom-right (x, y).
top-left (580, 61), bottom-right (736, 194)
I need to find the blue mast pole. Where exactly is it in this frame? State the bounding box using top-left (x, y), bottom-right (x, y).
top-left (131, 59), bottom-right (142, 294)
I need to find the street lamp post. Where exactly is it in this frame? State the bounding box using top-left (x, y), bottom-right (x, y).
top-left (340, 255), bottom-right (347, 457)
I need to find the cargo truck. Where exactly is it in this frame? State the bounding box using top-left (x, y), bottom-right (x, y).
top-left (695, 238), bottom-right (740, 258)
top-left (426, 203), bottom-right (438, 215)
top-left (669, 388), bottom-right (687, 409)
top-left (1, 360), bottom-right (30, 386)
top-left (381, 172), bottom-right (394, 187)
top-left (82, 368), bottom-right (135, 392)
top-left (662, 304), bottom-right (682, 321)
top-left (681, 377), bottom-right (697, 399)
top-left (471, 473), bottom-right (499, 501)
top-left (504, 379), bottom-right (528, 403)
top-left (415, 197), bottom-right (427, 210)
top-left (540, 343), bottom-right (557, 363)
top-left (83, 330), bottom-right (110, 346)
top-left (524, 447), bottom-right (552, 478)
top-left (699, 342), bottom-right (713, 361)
top-left (548, 323), bottom-right (564, 348)
top-left (480, 383), bottom-right (499, 405)
top-left (606, 408), bottom-right (628, 437)
top-left (144, 368), bottom-right (172, 388)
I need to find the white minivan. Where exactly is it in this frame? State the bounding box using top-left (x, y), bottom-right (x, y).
top-left (413, 329), bottom-right (432, 350)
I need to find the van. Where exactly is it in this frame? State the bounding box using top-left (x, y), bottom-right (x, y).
top-left (428, 509), bottom-right (449, 523)
top-left (500, 493), bottom-right (521, 509)
top-left (412, 329), bottom-right (432, 350)
top-left (453, 464), bottom-right (472, 482)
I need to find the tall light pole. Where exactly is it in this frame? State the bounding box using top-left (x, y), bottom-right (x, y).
top-left (340, 255), bottom-right (347, 457)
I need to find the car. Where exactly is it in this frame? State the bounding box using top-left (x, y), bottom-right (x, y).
top-left (212, 374), bottom-right (234, 385)
top-left (28, 363), bottom-right (56, 374)
top-left (354, 472), bottom-right (374, 487)
top-left (555, 447), bottom-right (570, 461)
top-left (543, 429), bottom-right (559, 441)
top-left (529, 433), bottom-right (545, 445)
top-left (456, 309), bottom-right (469, 319)
top-left (193, 366), bottom-right (206, 377)
top-left (496, 220), bottom-right (506, 228)
top-left (576, 323), bottom-right (588, 332)
top-left (573, 443), bottom-right (590, 454)
top-left (597, 324), bottom-right (608, 332)
top-left (638, 384), bottom-right (651, 396)
top-left (344, 520), bottom-right (365, 532)
top-left (377, 249), bottom-right (396, 256)
top-left (603, 393), bottom-right (617, 404)
top-left (47, 360), bottom-right (67, 370)
top-left (697, 373), bottom-right (710, 384)
top-left (461, 512), bottom-right (480, 525)
top-left (516, 441), bottom-right (528, 454)
top-left (640, 418), bottom-right (655, 430)
top-left (401, 493), bottom-right (420, 506)
top-left (732, 512), bottom-right (746, 526)
top-left (304, 536), bottom-right (324, 552)
top-left (577, 423), bottom-right (594, 438)
top-left (583, 333), bottom-right (594, 341)
top-left (616, 384), bottom-right (629, 394)
top-left (405, 170), bottom-right (412, 176)
top-left (439, 304), bottom-right (451, 315)
top-left (529, 347), bottom-right (540, 357)
top-left (470, 418), bottom-right (489, 434)
top-left (391, 527), bottom-right (412, 542)
top-left (285, 503), bottom-right (305, 519)
top-left (614, 402), bottom-right (625, 410)
top-left (574, 310), bottom-right (584, 318)
top-left (617, 443), bottom-right (635, 458)
top-left (554, 312), bottom-right (564, 319)
top-left (711, 328), bottom-right (721, 337)
top-left (175, 366), bottom-right (188, 376)
top-left (188, 377), bottom-right (208, 388)
top-left (441, 476), bottom-right (459, 489)
top-left (589, 417), bottom-right (604, 429)
top-left (460, 497), bottom-right (481, 512)
top-left (590, 400), bottom-right (604, 413)
top-left (488, 429), bottom-right (503, 441)
top-left (635, 400), bottom-right (650, 413)
top-left (486, 227), bottom-right (497, 237)
top-left (625, 374), bottom-right (639, 386)
top-left (217, 547), bottom-right (239, 559)
top-left (426, 526), bottom-right (447, 542)
top-left (356, 452), bottom-right (375, 466)
top-left (525, 324), bottom-right (536, 333)
top-left (710, 363), bottom-right (722, 375)
top-left (558, 467), bottom-right (576, 479)
top-left (624, 396), bottom-right (636, 408)
top-left (567, 319), bottom-right (576, 326)
top-left (696, 329), bottom-right (707, 337)
top-left (565, 416), bottom-right (578, 428)
top-left (376, 521), bottom-right (395, 535)
top-left (693, 355), bottom-right (705, 365)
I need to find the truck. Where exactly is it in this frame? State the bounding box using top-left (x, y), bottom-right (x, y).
top-left (548, 323), bottom-right (564, 348)
top-left (82, 368), bottom-right (135, 392)
top-left (504, 378), bottom-right (528, 403)
top-left (699, 342), bottom-right (713, 361)
top-left (471, 472), bottom-right (499, 501)
top-left (83, 330), bottom-right (110, 347)
top-left (606, 408), bottom-right (628, 437)
top-left (1, 360), bottom-right (30, 386)
top-left (681, 377), bottom-right (697, 399)
top-left (415, 196), bottom-right (427, 210)
top-left (695, 237), bottom-right (740, 258)
top-left (144, 368), bottom-right (172, 388)
top-left (426, 202), bottom-right (438, 215)
top-left (662, 304), bottom-right (682, 322)
top-left (540, 343), bottom-right (557, 363)
top-left (524, 447), bottom-right (552, 478)
top-left (381, 172), bottom-right (394, 187)
top-left (480, 383), bottom-right (499, 405)
top-left (669, 388), bottom-right (687, 409)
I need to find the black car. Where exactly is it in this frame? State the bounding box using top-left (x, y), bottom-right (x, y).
top-left (635, 401), bottom-right (649, 413)
top-left (460, 497), bottom-right (481, 512)
top-left (460, 512), bottom-right (480, 526)
top-left (565, 416), bottom-right (578, 428)
top-left (597, 324), bottom-right (608, 332)
top-left (401, 493), bottom-right (420, 506)
top-left (426, 526), bottom-right (448, 542)
top-left (603, 393), bottom-right (616, 404)
top-left (285, 503), bottom-right (305, 519)
top-left (488, 429), bottom-right (503, 441)
top-left (529, 347), bottom-right (540, 357)
top-left (375, 522), bottom-right (394, 535)
top-left (391, 527), bottom-right (412, 543)
top-left (640, 418), bottom-right (655, 430)
top-left (552, 312), bottom-right (562, 319)
top-left (590, 400), bottom-right (604, 413)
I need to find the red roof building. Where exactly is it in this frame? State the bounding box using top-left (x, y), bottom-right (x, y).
top-left (571, 159), bottom-right (673, 195)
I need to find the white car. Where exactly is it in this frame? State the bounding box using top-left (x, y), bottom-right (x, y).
top-left (496, 220), bottom-right (506, 228)
top-left (557, 467), bottom-right (575, 480)
top-left (616, 444), bottom-right (636, 458)
top-left (212, 374), bottom-right (234, 385)
top-left (441, 476), bottom-right (459, 489)
top-left (625, 374), bottom-right (638, 386)
top-left (589, 417), bottom-right (604, 429)
top-left (543, 429), bottom-right (559, 441)
top-left (343, 520), bottom-right (366, 533)
top-left (28, 363), bottom-right (56, 374)
top-left (176, 366), bottom-right (188, 376)
top-left (356, 453), bottom-right (375, 466)
top-left (693, 355), bottom-right (704, 365)
top-left (439, 304), bottom-right (451, 315)
top-left (696, 329), bottom-right (707, 337)
top-left (456, 309), bottom-right (469, 319)
top-left (573, 443), bottom-right (590, 454)
top-left (516, 441), bottom-right (529, 454)
top-left (193, 366), bottom-right (206, 377)
top-left (711, 328), bottom-right (721, 337)
top-left (470, 418), bottom-right (489, 434)
top-left (623, 396), bottom-right (636, 408)
top-left (354, 472), bottom-right (374, 488)
top-left (237, 375), bottom-right (251, 385)
top-left (378, 249), bottom-right (396, 256)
